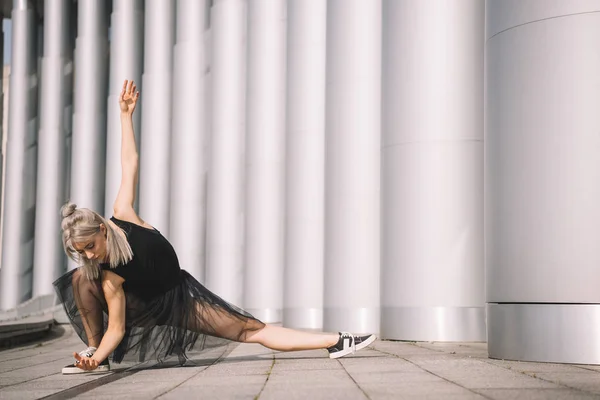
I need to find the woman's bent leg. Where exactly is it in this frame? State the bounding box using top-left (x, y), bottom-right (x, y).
top-left (72, 269), bottom-right (105, 348)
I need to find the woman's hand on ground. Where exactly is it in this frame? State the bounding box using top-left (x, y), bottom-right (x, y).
top-left (73, 352), bottom-right (100, 371)
top-left (119, 79), bottom-right (140, 115)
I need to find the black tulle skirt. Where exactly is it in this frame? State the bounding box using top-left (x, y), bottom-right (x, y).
top-left (53, 269), bottom-right (265, 363)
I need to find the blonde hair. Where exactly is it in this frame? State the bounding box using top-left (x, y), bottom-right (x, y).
top-left (61, 202), bottom-right (133, 279)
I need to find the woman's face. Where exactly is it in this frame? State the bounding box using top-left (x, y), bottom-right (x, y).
top-left (73, 224), bottom-right (108, 262)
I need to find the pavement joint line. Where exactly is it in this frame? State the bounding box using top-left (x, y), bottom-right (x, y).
top-left (152, 343), bottom-right (234, 399)
top-left (572, 365), bottom-right (600, 373)
top-left (371, 347), bottom-right (496, 400)
top-left (477, 356), bottom-right (600, 396)
top-left (0, 357), bottom-right (96, 390)
top-left (379, 341), bottom-right (600, 397)
top-left (0, 355), bottom-right (69, 375)
top-left (38, 366), bottom-right (145, 400)
top-left (337, 356), bottom-right (372, 400)
top-left (253, 350), bottom-right (275, 400)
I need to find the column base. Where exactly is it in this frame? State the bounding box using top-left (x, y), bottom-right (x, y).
top-left (487, 303), bottom-right (600, 365)
top-left (381, 306), bottom-right (486, 341)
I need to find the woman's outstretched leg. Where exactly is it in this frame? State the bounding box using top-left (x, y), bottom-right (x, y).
top-left (244, 325), bottom-right (338, 351)
top-left (191, 302), bottom-right (340, 351)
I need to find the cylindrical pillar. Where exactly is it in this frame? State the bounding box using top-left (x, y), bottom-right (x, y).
top-left (139, 0), bottom-right (175, 235)
top-left (324, 0), bottom-right (381, 334)
top-left (169, 0), bottom-right (210, 282)
top-left (486, 1), bottom-right (600, 364)
top-left (283, 0), bottom-right (326, 330)
top-left (33, 0), bottom-right (73, 296)
top-left (381, 0), bottom-right (485, 341)
top-left (243, 0), bottom-right (287, 323)
top-left (205, 0), bottom-right (247, 306)
top-left (69, 0), bottom-right (109, 270)
top-left (104, 0), bottom-right (144, 216)
top-left (0, 13), bottom-right (4, 266)
top-left (0, 1), bottom-right (39, 309)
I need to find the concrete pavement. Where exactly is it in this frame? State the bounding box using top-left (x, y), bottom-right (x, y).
top-left (1, 326), bottom-right (599, 399)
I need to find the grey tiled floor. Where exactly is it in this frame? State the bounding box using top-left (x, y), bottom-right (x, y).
top-left (1, 326), bottom-right (599, 399)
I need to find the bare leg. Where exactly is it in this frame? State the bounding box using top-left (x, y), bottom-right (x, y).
top-left (72, 269), bottom-right (105, 348)
top-left (245, 325), bottom-right (339, 352)
top-left (191, 302), bottom-right (338, 352)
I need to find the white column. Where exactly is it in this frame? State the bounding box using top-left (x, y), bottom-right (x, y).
top-left (139, 0), bottom-right (175, 235)
top-left (0, 14), bottom-right (4, 266)
top-left (243, 0), bottom-right (287, 323)
top-left (32, 0), bottom-right (73, 296)
top-left (104, 0), bottom-right (144, 216)
top-left (381, 0), bottom-right (485, 341)
top-left (283, 0), bottom-right (326, 330)
top-left (486, 0), bottom-right (600, 364)
top-left (169, 0), bottom-right (210, 281)
top-left (205, 0), bottom-right (247, 306)
top-left (324, 0), bottom-right (381, 334)
top-left (69, 0), bottom-right (109, 270)
top-left (0, 1), bottom-right (39, 308)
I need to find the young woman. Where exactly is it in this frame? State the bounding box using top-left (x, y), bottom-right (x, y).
top-left (55, 80), bottom-right (376, 374)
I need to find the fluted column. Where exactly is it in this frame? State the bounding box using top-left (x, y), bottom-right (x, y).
top-left (243, 0), bottom-right (287, 323)
top-left (69, 0), bottom-right (109, 270)
top-left (381, 0), bottom-right (485, 341)
top-left (139, 0), bottom-right (175, 235)
top-left (169, 0), bottom-right (210, 281)
top-left (324, 0), bottom-right (381, 334)
top-left (0, 1), bottom-right (39, 308)
top-left (104, 0), bottom-right (144, 216)
top-left (283, 0), bottom-right (326, 330)
top-left (32, 0), bottom-right (73, 296)
top-left (205, 0), bottom-right (247, 306)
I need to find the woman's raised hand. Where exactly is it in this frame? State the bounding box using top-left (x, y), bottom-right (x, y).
top-left (119, 79), bottom-right (140, 115)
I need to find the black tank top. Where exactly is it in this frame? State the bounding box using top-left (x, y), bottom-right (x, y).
top-left (100, 217), bottom-right (181, 300)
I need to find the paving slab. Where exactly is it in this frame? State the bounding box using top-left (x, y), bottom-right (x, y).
top-left (408, 357), bottom-right (562, 389)
top-left (1, 326), bottom-right (600, 399)
top-left (475, 388), bottom-right (600, 400)
top-left (360, 381), bottom-right (487, 400)
top-left (531, 372), bottom-right (600, 393)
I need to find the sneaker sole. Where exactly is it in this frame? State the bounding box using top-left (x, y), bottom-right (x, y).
top-left (329, 347), bottom-right (353, 359)
top-left (355, 334), bottom-right (377, 351)
top-left (62, 365), bottom-right (110, 375)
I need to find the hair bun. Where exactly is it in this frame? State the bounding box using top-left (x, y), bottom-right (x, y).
top-left (61, 202), bottom-right (77, 218)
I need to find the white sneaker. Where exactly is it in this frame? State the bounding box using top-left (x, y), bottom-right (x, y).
top-left (61, 346), bottom-right (110, 374)
top-left (327, 332), bottom-right (377, 359)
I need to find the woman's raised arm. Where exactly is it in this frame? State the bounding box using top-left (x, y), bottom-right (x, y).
top-left (113, 79), bottom-right (141, 223)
